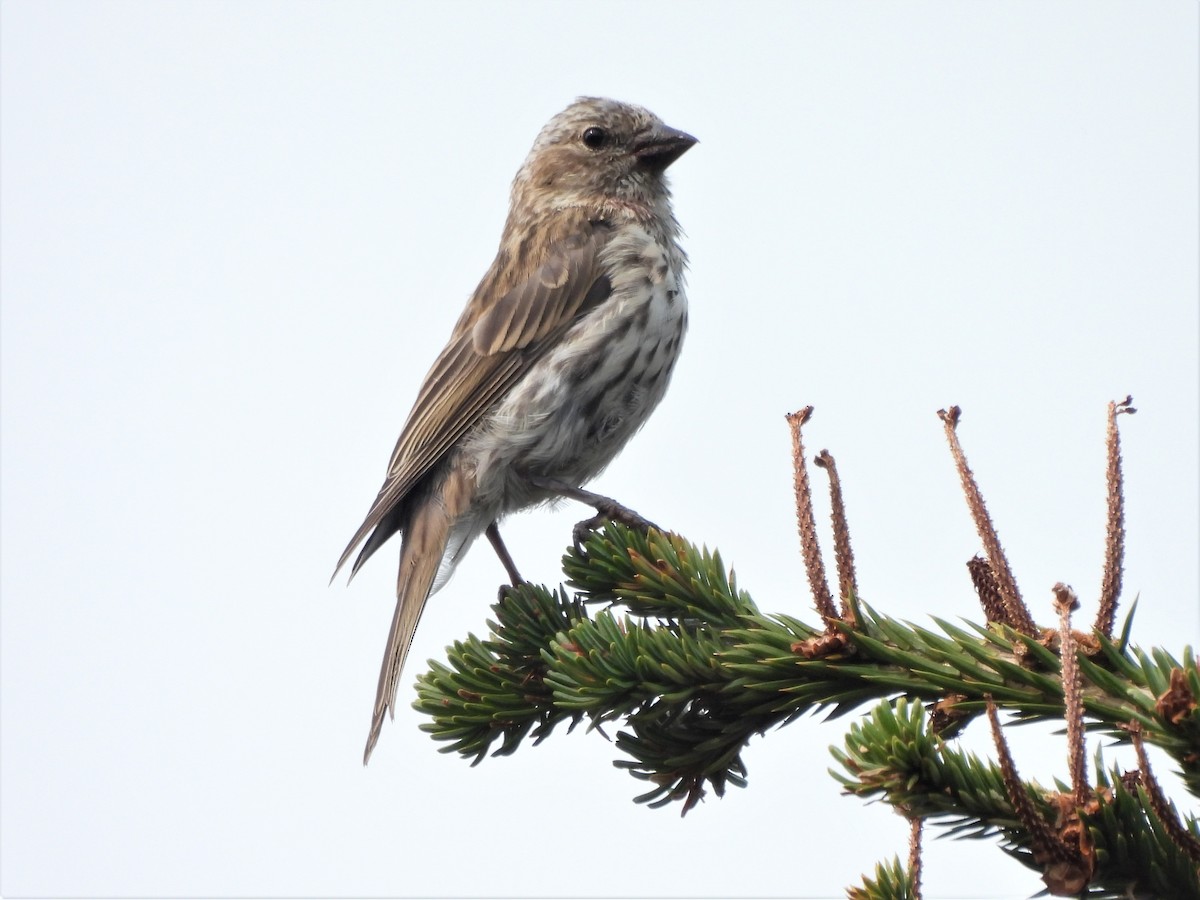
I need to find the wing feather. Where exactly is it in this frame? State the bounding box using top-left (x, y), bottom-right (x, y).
top-left (333, 221), bottom-right (614, 579)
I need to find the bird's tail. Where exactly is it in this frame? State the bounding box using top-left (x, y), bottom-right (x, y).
top-left (363, 466), bottom-right (472, 764)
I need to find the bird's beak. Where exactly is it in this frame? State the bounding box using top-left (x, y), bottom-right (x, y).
top-left (631, 124), bottom-right (698, 171)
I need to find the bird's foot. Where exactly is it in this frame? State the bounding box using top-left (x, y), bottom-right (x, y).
top-left (525, 476), bottom-right (662, 551)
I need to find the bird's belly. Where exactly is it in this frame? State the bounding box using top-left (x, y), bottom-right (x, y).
top-left (466, 275), bottom-right (687, 513)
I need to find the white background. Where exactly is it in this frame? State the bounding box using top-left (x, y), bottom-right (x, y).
top-left (2, 2), bottom-right (1197, 898)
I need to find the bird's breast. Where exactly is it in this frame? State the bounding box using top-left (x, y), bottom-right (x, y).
top-left (466, 224), bottom-right (688, 511)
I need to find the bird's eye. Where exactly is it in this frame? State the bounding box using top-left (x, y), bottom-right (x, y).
top-left (581, 126), bottom-right (608, 149)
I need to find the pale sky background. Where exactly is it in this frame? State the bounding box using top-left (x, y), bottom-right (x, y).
top-left (2, 3), bottom-right (1197, 898)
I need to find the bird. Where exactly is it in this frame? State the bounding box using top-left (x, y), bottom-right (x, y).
top-left (334, 97), bottom-right (696, 763)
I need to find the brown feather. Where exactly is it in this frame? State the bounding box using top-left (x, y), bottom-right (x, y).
top-left (333, 217), bottom-right (614, 579)
top-left (362, 464), bottom-right (474, 764)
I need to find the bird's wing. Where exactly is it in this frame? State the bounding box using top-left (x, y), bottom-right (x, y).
top-left (333, 222), bottom-right (614, 579)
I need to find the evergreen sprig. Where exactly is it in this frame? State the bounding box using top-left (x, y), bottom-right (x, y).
top-left (416, 523), bottom-right (1198, 798)
top-left (413, 583), bottom-right (588, 761)
top-left (413, 521), bottom-right (1198, 890)
top-left (1091, 765), bottom-right (1200, 898)
top-left (833, 699), bottom-right (1200, 897)
top-left (847, 855), bottom-right (919, 900)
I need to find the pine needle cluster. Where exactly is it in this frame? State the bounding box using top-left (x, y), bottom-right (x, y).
top-left (413, 398), bottom-right (1199, 897)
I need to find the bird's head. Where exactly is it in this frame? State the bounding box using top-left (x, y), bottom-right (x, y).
top-left (512, 97), bottom-right (696, 220)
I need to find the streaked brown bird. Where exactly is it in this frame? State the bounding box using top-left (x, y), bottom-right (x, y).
top-left (335, 97), bottom-right (695, 763)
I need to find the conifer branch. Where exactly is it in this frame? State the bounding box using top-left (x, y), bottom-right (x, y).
top-left (415, 523), bottom-right (1199, 801)
top-left (907, 817), bottom-right (923, 900)
top-left (410, 398), bottom-right (1198, 896)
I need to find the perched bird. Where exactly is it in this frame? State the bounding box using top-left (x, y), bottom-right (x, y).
top-left (335, 97), bottom-right (696, 763)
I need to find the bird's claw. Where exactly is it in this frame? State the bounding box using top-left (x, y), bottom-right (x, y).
top-left (572, 501), bottom-right (661, 552)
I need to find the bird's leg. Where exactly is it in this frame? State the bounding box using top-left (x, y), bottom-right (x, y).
top-left (525, 475), bottom-right (662, 548)
top-left (485, 521), bottom-right (524, 585)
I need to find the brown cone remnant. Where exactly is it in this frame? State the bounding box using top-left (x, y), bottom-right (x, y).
top-left (1053, 583), bottom-right (1088, 805)
top-left (1129, 721), bottom-right (1200, 865)
top-left (986, 695), bottom-right (1095, 895)
top-left (967, 555), bottom-right (1010, 626)
top-left (1095, 396), bottom-right (1135, 637)
top-left (1156, 667), bottom-right (1197, 725)
top-left (815, 449), bottom-right (859, 623)
top-left (786, 408), bottom-right (837, 622)
top-left (938, 406), bottom-right (1037, 636)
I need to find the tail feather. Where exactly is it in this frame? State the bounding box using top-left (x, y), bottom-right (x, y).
top-left (362, 465), bottom-right (474, 764)
top-left (331, 502), bottom-right (404, 586)
top-left (362, 500), bottom-right (451, 764)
